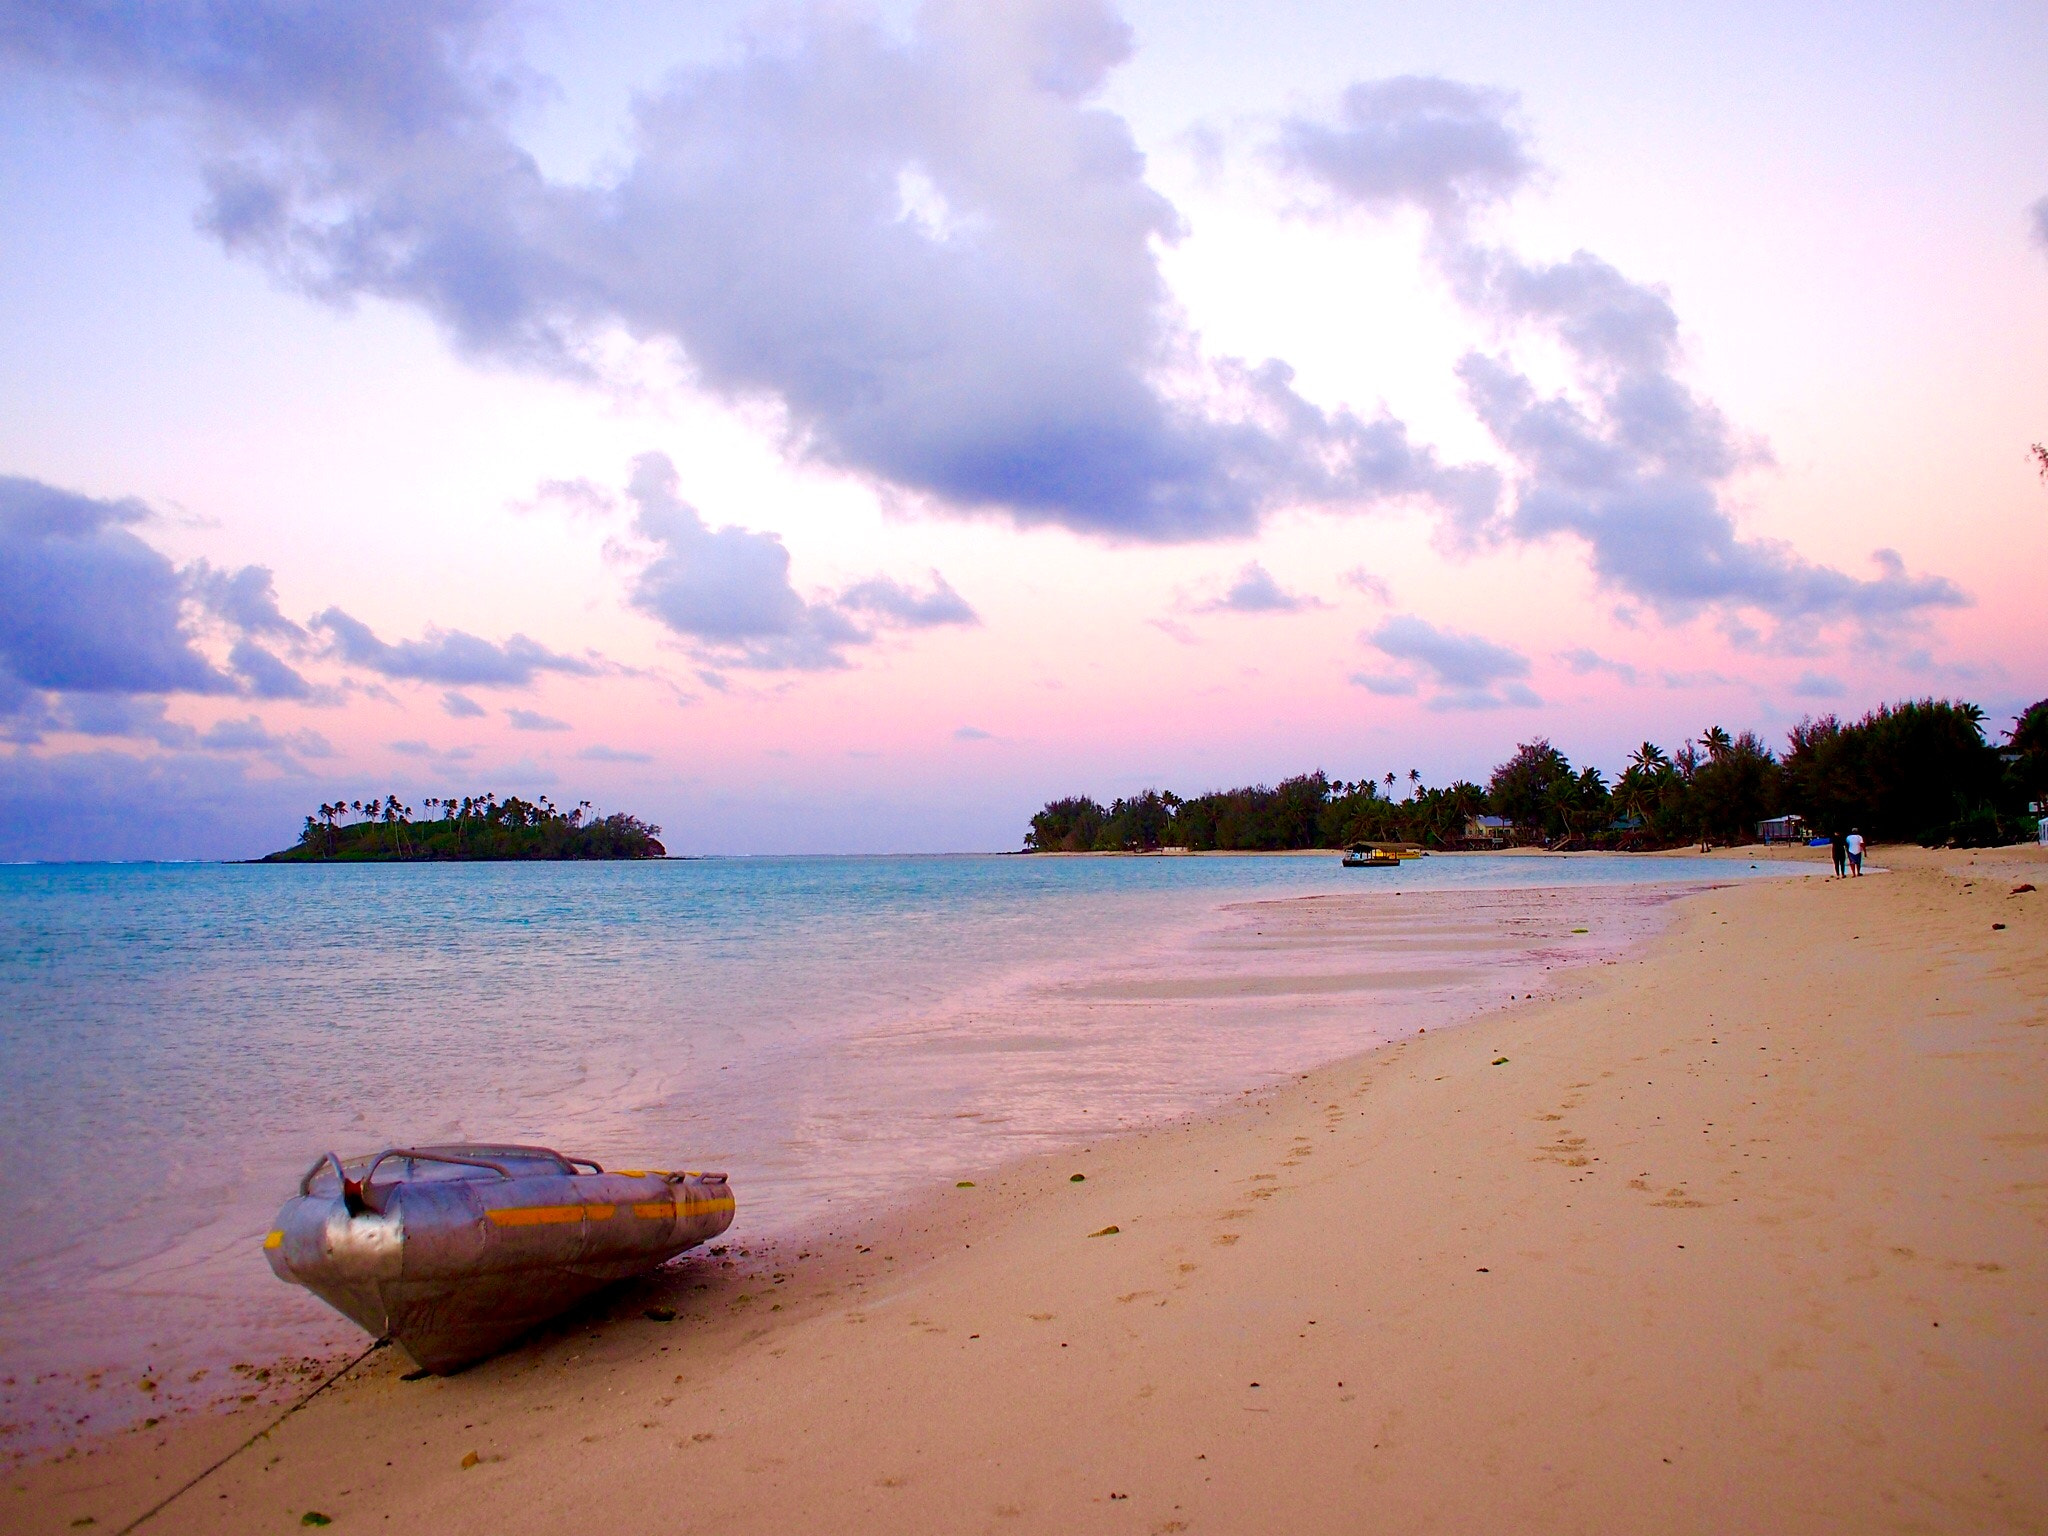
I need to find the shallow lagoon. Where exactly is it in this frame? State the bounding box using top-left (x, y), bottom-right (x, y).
top-left (0, 851), bottom-right (1798, 1450)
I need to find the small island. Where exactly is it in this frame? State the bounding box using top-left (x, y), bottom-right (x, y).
top-left (262, 793), bottom-right (666, 861)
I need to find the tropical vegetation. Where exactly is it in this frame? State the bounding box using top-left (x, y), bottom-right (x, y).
top-left (264, 792), bottom-right (666, 861)
top-left (1025, 695), bottom-right (2047, 853)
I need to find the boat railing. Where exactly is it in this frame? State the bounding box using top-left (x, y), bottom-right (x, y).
top-left (301, 1147), bottom-right (596, 1215)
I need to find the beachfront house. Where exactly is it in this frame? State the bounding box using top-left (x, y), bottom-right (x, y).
top-left (1464, 814), bottom-right (1514, 847)
top-left (1755, 814), bottom-right (1808, 844)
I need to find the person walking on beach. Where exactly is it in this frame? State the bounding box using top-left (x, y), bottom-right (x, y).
top-left (1846, 829), bottom-right (1865, 876)
top-left (1830, 830), bottom-right (1848, 878)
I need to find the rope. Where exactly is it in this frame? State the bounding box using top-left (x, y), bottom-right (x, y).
top-left (113, 1338), bottom-right (388, 1536)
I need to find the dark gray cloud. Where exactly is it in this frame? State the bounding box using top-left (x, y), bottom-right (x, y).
top-left (578, 743), bottom-right (652, 763)
top-left (0, 475), bottom-right (234, 696)
top-left (5, 1), bottom-right (1494, 542)
top-left (314, 607), bottom-right (598, 686)
top-left (440, 690), bottom-right (486, 718)
top-left (1276, 76), bottom-right (1534, 223)
top-left (624, 452), bottom-right (978, 671)
top-left (1366, 613), bottom-right (1539, 710)
top-left (1280, 79), bottom-right (1966, 634)
top-left (1193, 561), bottom-right (1324, 614)
top-left (506, 707), bottom-right (569, 732)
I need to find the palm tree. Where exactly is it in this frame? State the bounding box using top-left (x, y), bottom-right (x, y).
top-left (1406, 768), bottom-right (1421, 798)
top-left (1384, 771), bottom-right (1396, 792)
top-left (1700, 726), bottom-right (1733, 760)
top-left (1627, 742), bottom-right (1670, 775)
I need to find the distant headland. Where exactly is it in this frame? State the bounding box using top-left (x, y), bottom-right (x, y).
top-left (261, 793), bottom-right (665, 862)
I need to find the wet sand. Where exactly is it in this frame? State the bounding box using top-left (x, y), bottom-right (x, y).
top-left (8, 844), bottom-right (2044, 1534)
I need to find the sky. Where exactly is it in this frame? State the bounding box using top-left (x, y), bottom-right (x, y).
top-left (0, 0), bottom-right (2043, 859)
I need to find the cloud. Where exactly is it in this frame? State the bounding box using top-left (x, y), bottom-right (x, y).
top-left (228, 638), bottom-right (313, 699)
top-left (1348, 672), bottom-right (1417, 697)
top-left (1369, 614), bottom-right (1528, 689)
top-left (0, 749), bottom-right (313, 861)
top-left (7, 1), bottom-right (1496, 542)
top-left (1339, 566), bottom-right (1392, 603)
top-left (188, 560), bottom-right (303, 637)
top-left (506, 707), bottom-right (569, 731)
top-left (1191, 562), bottom-right (1324, 614)
top-left (0, 475), bottom-right (234, 696)
top-left (1276, 76), bottom-right (1534, 224)
top-left (197, 714), bottom-right (337, 758)
top-left (622, 452), bottom-right (978, 670)
top-left (440, 690), bottom-right (487, 718)
top-left (1366, 613), bottom-right (1539, 710)
top-left (2032, 195), bottom-right (2048, 254)
top-left (1280, 79), bottom-right (1967, 635)
top-left (837, 574), bottom-right (980, 629)
top-left (1427, 680), bottom-right (1541, 712)
top-left (1556, 646), bottom-right (1639, 685)
top-left (63, 694), bottom-right (196, 747)
top-left (624, 454), bottom-right (865, 671)
top-left (515, 477), bottom-right (616, 519)
top-left (314, 607), bottom-right (597, 686)
top-left (953, 724), bottom-right (993, 740)
top-left (1792, 670), bottom-right (1845, 698)
top-left (578, 743), bottom-right (652, 763)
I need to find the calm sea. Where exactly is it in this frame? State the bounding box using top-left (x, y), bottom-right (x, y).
top-left (0, 851), bottom-right (1796, 1450)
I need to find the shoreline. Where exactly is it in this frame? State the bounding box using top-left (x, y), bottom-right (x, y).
top-left (9, 843), bottom-right (2043, 1533)
top-left (4, 860), bottom-right (1707, 1459)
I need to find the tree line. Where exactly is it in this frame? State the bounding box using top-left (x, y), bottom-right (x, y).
top-left (1025, 696), bottom-right (2048, 854)
top-left (265, 791), bottom-right (666, 861)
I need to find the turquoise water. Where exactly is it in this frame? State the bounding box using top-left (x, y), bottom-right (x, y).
top-left (0, 851), bottom-right (1797, 1449)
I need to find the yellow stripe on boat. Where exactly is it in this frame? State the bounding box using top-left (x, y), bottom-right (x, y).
top-left (631, 1202), bottom-right (673, 1219)
top-left (263, 1230), bottom-right (284, 1249)
top-left (487, 1203), bottom-right (618, 1226)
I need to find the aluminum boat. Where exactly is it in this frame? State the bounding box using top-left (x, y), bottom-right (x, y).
top-left (265, 1144), bottom-right (735, 1372)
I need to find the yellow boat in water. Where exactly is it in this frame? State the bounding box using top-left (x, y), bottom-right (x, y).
top-left (1342, 845), bottom-right (1400, 868)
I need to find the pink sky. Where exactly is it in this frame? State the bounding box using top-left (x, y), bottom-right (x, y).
top-left (0, 0), bottom-right (2042, 855)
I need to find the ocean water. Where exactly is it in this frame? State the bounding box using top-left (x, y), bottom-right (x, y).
top-left (0, 851), bottom-right (1798, 1450)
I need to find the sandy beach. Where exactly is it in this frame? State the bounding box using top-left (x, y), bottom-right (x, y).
top-left (8, 844), bottom-right (2044, 1535)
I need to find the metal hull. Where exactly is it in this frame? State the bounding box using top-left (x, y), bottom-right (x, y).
top-left (265, 1145), bottom-right (735, 1373)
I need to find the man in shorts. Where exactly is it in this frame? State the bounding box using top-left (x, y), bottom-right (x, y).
top-left (1845, 829), bottom-right (1865, 876)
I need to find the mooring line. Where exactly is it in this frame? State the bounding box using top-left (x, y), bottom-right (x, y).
top-left (113, 1338), bottom-right (387, 1536)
